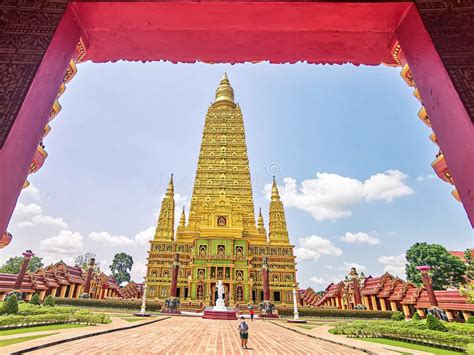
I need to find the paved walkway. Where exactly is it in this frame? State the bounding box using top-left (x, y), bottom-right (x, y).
top-left (25, 317), bottom-right (364, 355)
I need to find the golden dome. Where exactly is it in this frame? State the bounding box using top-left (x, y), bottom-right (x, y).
top-left (212, 73), bottom-right (236, 108)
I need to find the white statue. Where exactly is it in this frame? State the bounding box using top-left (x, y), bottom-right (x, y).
top-left (213, 280), bottom-right (227, 311)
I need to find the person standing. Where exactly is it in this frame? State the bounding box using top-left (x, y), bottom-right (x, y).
top-left (238, 316), bottom-right (249, 349)
top-left (249, 308), bottom-right (254, 321)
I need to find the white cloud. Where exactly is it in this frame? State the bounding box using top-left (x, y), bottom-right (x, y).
top-left (88, 225), bottom-right (156, 247)
top-left (131, 259), bottom-right (147, 282)
top-left (12, 203), bottom-right (68, 229)
top-left (20, 184), bottom-right (41, 201)
top-left (363, 170), bottom-right (413, 202)
top-left (295, 235), bottom-right (342, 262)
top-left (134, 226), bottom-right (155, 246)
top-left (88, 232), bottom-right (135, 247)
top-left (264, 170), bottom-right (413, 221)
top-left (343, 261), bottom-right (366, 271)
top-left (40, 230), bottom-right (84, 265)
top-left (310, 276), bottom-right (328, 285)
top-left (378, 253), bottom-right (406, 277)
top-left (341, 232), bottom-right (380, 245)
top-left (416, 174), bottom-right (436, 182)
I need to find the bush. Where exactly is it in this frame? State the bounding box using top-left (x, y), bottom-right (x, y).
top-left (277, 307), bottom-right (393, 319)
top-left (29, 294), bottom-right (41, 306)
top-left (3, 294), bottom-right (19, 315)
top-left (412, 312), bottom-right (421, 321)
top-left (43, 295), bottom-right (55, 307)
top-left (54, 297), bottom-right (162, 311)
top-left (467, 343), bottom-right (474, 355)
top-left (467, 316), bottom-right (474, 324)
top-left (391, 311), bottom-right (404, 321)
top-left (426, 313), bottom-right (447, 332)
top-left (330, 320), bottom-right (472, 350)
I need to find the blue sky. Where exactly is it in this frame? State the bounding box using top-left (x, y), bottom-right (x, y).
top-left (6, 61), bottom-right (473, 289)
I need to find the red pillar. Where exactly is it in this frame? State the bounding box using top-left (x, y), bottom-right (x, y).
top-left (261, 257), bottom-right (270, 302)
top-left (416, 265), bottom-right (438, 307)
top-left (14, 250), bottom-right (34, 290)
top-left (170, 254), bottom-right (180, 298)
top-left (83, 258), bottom-right (95, 294)
top-left (396, 6), bottom-right (474, 227)
top-left (0, 5), bottom-right (82, 237)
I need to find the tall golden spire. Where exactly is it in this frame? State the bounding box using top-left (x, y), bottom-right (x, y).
top-left (257, 208), bottom-right (266, 236)
top-left (212, 72), bottom-right (236, 109)
top-left (186, 73), bottom-right (259, 239)
top-left (268, 177), bottom-right (290, 244)
top-left (154, 173), bottom-right (175, 240)
top-left (177, 206), bottom-right (186, 232)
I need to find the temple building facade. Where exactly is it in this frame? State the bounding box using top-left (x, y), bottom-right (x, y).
top-left (146, 74), bottom-right (297, 306)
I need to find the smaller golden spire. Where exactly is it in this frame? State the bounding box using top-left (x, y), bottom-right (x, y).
top-left (166, 173), bottom-right (174, 197)
top-left (271, 176), bottom-right (280, 201)
top-left (178, 206), bottom-right (186, 231)
top-left (212, 73), bottom-right (236, 108)
top-left (257, 207), bottom-right (266, 235)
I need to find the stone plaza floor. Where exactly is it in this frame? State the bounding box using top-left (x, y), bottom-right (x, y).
top-left (3, 316), bottom-right (433, 354)
top-left (24, 317), bottom-right (364, 355)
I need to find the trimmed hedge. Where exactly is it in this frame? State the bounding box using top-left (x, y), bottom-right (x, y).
top-left (330, 320), bottom-right (473, 351)
top-left (277, 307), bottom-right (394, 319)
top-left (391, 311), bottom-right (404, 321)
top-left (54, 298), bottom-right (162, 311)
top-left (29, 294), bottom-right (41, 306)
top-left (426, 314), bottom-right (447, 332)
top-left (3, 294), bottom-right (19, 315)
top-left (44, 295), bottom-right (55, 307)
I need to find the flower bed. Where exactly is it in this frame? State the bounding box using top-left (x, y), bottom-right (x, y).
top-left (277, 307), bottom-right (394, 319)
top-left (330, 320), bottom-right (474, 351)
top-left (54, 297), bottom-right (162, 311)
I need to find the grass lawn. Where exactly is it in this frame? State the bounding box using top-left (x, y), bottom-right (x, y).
top-left (0, 324), bottom-right (87, 337)
top-left (0, 333), bottom-right (58, 347)
top-left (358, 337), bottom-right (461, 355)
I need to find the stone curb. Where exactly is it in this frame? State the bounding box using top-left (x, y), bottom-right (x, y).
top-left (11, 316), bottom-right (171, 354)
top-left (268, 321), bottom-right (376, 355)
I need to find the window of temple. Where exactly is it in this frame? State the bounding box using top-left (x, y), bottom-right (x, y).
top-left (217, 244), bottom-right (225, 255)
top-left (161, 287), bottom-right (168, 297)
top-left (235, 246), bottom-right (243, 256)
top-left (236, 270), bottom-right (243, 281)
top-left (199, 245), bottom-right (207, 256)
top-left (274, 291), bottom-right (281, 302)
top-left (197, 284), bottom-right (204, 300)
top-left (236, 286), bottom-right (244, 302)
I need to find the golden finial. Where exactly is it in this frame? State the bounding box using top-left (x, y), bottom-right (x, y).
top-left (166, 173), bottom-right (174, 197)
top-left (178, 206), bottom-right (186, 229)
top-left (258, 207), bottom-right (265, 231)
top-left (212, 72), bottom-right (236, 108)
top-left (271, 176), bottom-right (280, 201)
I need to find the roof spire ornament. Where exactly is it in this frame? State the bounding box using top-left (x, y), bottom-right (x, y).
top-left (257, 207), bottom-right (266, 235)
top-left (178, 206), bottom-right (186, 231)
top-left (166, 173), bottom-right (174, 197)
top-left (271, 176), bottom-right (281, 201)
top-left (212, 72), bottom-right (236, 109)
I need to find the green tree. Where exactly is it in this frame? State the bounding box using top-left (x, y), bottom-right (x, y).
top-left (0, 255), bottom-right (43, 274)
top-left (3, 294), bottom-right (19, 314)
top-left (30, 293), bottom-right (41, 305)
top-left (74, 252), bottom-right (101, 273)
top-left (406, 242), bottom-right (466, 290)
top-left (110, 253), bottom-right (133, 284)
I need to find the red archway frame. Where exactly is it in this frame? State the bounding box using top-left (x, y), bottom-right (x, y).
top-left (0, 1), bottom-right (473, 237)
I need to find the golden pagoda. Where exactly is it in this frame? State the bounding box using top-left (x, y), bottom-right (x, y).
top-left (146, 74), bottom-right (297, 306)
